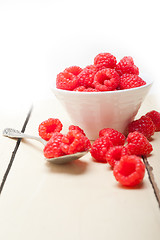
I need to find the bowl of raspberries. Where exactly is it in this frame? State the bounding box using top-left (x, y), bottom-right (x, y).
top-left (53, 53), bottom-right (153, 140)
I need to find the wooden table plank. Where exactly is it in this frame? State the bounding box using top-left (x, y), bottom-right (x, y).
top-left (135, 92), bottom-right (160, 205)
top-left (0, 93), bottom-right (160, 240)
top-left (0, 104), bottom-right (31, 190)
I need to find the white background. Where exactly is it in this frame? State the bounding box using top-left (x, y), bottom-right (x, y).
top-left (0, 0), bottom-right (160, 115)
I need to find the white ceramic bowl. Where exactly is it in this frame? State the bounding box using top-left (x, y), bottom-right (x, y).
top-left (52, 78), bottom-right (153, 140)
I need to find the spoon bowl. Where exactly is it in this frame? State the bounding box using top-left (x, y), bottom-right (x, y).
top-left (3, 128), bottom-right (89, 164)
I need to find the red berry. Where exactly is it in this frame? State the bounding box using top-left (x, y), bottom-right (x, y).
top-left (113, 155), bottom-right (145, 187)
top-left (106, 146), bottom-right (128, 168)
top-left (128, 115), bottom-right (156, 139)
top-left (99, 128), bottom-right (125, 146)
top-left (85, 65), bottom-right (97, 71)
top-left (90, 136), bottom-right (113, 163)
top-left (43, 132), bottom-right (64, 158)
top-left (146, 110), bottom-right (160, 131)
top-left (60, 130), bottom-right (91, 155)
top-left (94, 53), bottom-right (117, 71)
top-left (125, 131), bottom-right (153, 156)
top-left (69, 125), bottom-right (86, 136)
top-left (56, 71), bottom-right (78, 90)
top-left (64, 66), bottom-right (83, 76)
top-left (73, 86), bottom-right (99, 92)
top-left (93, 68), bottom-right (120, 91)
top-left (77, 68), bottom-right (96, 88)
top-left (83, 88), bottom-right (99, 92)
top-left (119, 74), bottom-right (146, 90)
top-left (38, 118), bottom-right (63, 141)
top-left (74, 86), bottom-right (86, 91)
top-left (115, 56), bottom-right (139, 76)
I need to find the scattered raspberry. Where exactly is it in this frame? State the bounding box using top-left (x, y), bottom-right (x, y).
top-left (115, 56), bottom-right (139, 76)
top-left (106, 146), bottom-right (128, 168)
top-left (93, 68), bottom-right (120, 91)
top-left (99, 128), bottom-right (125, 146)
top-left (43, 132), bottom-right (64, 158)
top-left (94, 53), bottom-right (117, 71)
top-left (125, 131), bottom-right (153, 156)
top-left (56, 71), bottom-right (78, 90)
top-left (77, 68), bottom-right (96, 88)
top-left (60, 130), bottom-right (91, 155)
top-left (38, 118), bottom-right (63, 141)
top-left (113, 155), bottom-right (145, 187)
top-left (90, 136), bottom-right (113, 163)
top-left (64, 66), bottom-right (83, 76)
top-left (146, 110), bottom-right (160, 131)
top-left (119, 74), bottom-right (146, 90)
top-left (128, 115), bottom-right (156, 139)
top-left (69, 125), bottom-right (86, 136)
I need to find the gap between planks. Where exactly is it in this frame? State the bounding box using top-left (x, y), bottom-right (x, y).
top-left (143, 157), bottom-right (160, 208)
top-left (0, 106), bottom-right (33, 195)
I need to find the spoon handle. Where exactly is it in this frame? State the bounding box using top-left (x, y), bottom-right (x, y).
top-left (3, 128), bottom-right (46, 145)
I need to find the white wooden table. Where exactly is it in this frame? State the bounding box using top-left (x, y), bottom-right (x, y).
top-left (0, 89), bottom-right (160, 240)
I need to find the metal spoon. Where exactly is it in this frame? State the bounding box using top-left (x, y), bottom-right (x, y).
top-left (3, 128), bottom-right (89, 164)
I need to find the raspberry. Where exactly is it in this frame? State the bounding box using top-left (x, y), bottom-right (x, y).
top-left (90, 136), bottom-right (113, 163)
top-left (119, 74), bottom-right (146, 90)
top-left (69, 125), bottom-right (86, 136)
top-left (60, 130), bottom-right (91, 155)
top-left (93, 68), bottom-right (120, 91)
top-left (38, 118), bottom-right (63, 141)
top-left (128, 115), bottom-right (156, 139)
top-left (64, 66), bottom-right (83, 76)
top-left (99, 128), bottom-right (125, 146)
top-left (43, 132), bottom-right (64, 158)
top-left (56, 71), bottom-right (78, 90)
top-left (106, 146), bottom-right (128, 168)
top-left (83, 88), bottom-right (99, 92)
top-left (74, 86), bottom-right (99, 92)
top-left (125, 131), bottom-right (153, 156)
top-left (115, 56), bottom-right (139, 76)
top-left (113, 155), bottom-right (145, 187)
top-left (94, 53), bottom-right (117, 71)
top-left (85, 65), bottom-right (97, 71)
top-left (146, 110), bottom-right (160, 131)
top-left (74, 86), bottom-right (86, 91)
top-left (77, 68), bottom-right (96, 88)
